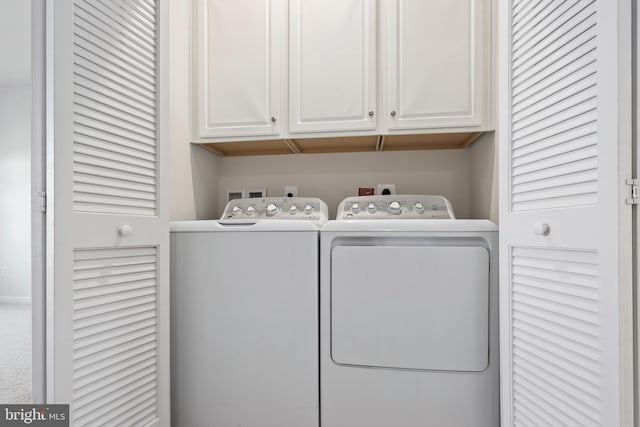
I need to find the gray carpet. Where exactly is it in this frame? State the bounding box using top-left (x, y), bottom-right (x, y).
top-left (0, 303), bottom-right (31, 403)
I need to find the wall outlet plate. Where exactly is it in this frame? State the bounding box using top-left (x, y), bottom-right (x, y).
top-left (247, 188), bottom-right (266, 198)
top-left (226, 190), bottom-right (245, 203)
top-left (377, 184), bottom-right (396, 195)
top-left (284, 185), bottom-right (298, 197)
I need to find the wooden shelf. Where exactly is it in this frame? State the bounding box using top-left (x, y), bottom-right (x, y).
top-left (381, 133), bottom-right (481, 151)
top-left (294, 136), bottom-right (379, 154)
top-left (202, 139), bottom-right (293, 157)
top-left (200, 132), bottom-right (484, 157)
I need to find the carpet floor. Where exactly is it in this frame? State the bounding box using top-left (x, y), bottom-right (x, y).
top-left (0, 303), bottom-right (31, 403)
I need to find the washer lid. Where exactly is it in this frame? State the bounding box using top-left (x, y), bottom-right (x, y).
top-left (170, 220), bottom-right (322, 232)
top-left (321, 219), bottom-right (497, 233)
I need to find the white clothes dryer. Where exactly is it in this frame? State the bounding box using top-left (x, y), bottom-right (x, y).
top-left (320, 195), bottom-right (499, 427)
top-left (171, 197), bottom-right (328, 427)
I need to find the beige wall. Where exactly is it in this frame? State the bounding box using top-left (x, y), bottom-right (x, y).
top-left (170, 0), bottom-right (220, 221)
top-left (216, 149), bottom-right (474, 219)
top-left (469, 132), bottom-right (499, 224)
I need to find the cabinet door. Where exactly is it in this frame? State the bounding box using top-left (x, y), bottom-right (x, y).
top-left (384, 0), bottom-right (485, 130)
top-left (194, 0), bottom-right (280, 138)
top-left (289, 0), bottom-right (377, 133)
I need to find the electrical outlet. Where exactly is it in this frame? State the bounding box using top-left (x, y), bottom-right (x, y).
top-left (226, 190), bottom-right (245, 203)
top-left (377, 184), bottom-right (396, 195)
top-left (284, 185), bottom-right (298, 197)
top-left (0, 266), bottom-right (7, 277)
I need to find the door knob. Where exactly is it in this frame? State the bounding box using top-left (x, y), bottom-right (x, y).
top-left (533, 222), bottom-right (550, 236)
top-left (118, 225), bottom-right (133, 236)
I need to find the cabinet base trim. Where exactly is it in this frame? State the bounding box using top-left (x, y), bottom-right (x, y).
top-left (200, 132), bottom-right (484, 157)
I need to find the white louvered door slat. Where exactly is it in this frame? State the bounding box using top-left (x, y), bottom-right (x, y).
top-left (499, 0), bottom-right (633, 426)
top-left (47, 1), bottom-right (169, 425)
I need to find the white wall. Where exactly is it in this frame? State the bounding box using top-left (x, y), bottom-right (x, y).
top-left (170, 0), bottom-right (220, 221)
top-left (217, 149), bottom-right (473, 219)
top-left (0, 85), bottom-right (31, 301)
top-left (0, 1), bottom-right (30, 86)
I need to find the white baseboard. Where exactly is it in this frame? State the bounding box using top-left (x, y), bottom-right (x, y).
top-left (0, 296), bottom-right (31, 305)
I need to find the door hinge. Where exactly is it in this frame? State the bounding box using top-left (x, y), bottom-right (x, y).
top-left (38, 191), bottom-right (47, 213)
top-left (626, 179), bottom-right (638, 205)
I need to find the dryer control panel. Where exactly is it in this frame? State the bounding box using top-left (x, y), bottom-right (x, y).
top-left (221, 197), bottom-right (329, 223)
top-left (336, 195), bottom-right (455, 220)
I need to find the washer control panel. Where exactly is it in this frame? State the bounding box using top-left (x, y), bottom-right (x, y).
top-left (336, 195), bottom-right (455, 220)
top-left (221, 197), bottom-right (329, 223)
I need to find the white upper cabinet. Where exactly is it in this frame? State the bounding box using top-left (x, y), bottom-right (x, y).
top-left (382, 0), bottom-right (489, 131)
top-left (289, 0), bottom-right (377, 133)
top-left (191, 0), bottom-right (493, 147)
top-left (193, 0), bottom-right (281, 138)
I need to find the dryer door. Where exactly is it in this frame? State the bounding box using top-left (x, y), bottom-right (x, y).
top-left (331, 245), bottom-right (489, 371)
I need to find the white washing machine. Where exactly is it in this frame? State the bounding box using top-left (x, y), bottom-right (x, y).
top-left (170, 197), bottom-right (328, 427)
top-left (320, 195), bottom-right (499, 427)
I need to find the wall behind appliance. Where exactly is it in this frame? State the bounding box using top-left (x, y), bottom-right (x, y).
top-left (469, 132), bottom-right (499, 224)
top-left (216, 149), bottom-right (473, 219)
top-left (170, 0), bottom-right (220, 221)
top-left (0, 85), bottom-right (31, 301)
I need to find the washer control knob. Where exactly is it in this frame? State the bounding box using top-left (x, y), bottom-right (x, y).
top-left (289, 205), bottom-right (298, 215)
top-left (413, 202), bottom-right (425, 214)
top-left (266, 203), bottom-right (278, 217)
top-left (246, 206), bottom-right (256, 215)
top-left (367, 203), bottom-right (376, 213)
top-left (231, 206), bottom-right (242, 216)
top-left (304, 205), bottom-right (314, 215)
top-left (388, 201), bottom-right (402, 215)
top-left (350, 203), bottom-right (360, 214)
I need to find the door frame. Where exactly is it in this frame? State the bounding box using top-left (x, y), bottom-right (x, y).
top-left (635, 0), bottom-right (639, 422)
top-left (31, 0), bottom-right (46, 404)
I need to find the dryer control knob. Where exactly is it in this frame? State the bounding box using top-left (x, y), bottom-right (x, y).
top-left (388, 201), bottom-right (402, 215)
top-left (231, 206), bottom-right (242, 216)
top-left (367, 203), bottom-right (376, 213)
top-left (413, 202), bottom-right (425, 214)
top-left (304, 205), bottom-right (314, 215)
top-left (289, 205), bottom-right (298, 215)
top-left (351, 203), bottom-right (360, 214)
top-left (246, 206), bottom-right (256, 215)
top-left (266, 203), bottom-right (278, 217)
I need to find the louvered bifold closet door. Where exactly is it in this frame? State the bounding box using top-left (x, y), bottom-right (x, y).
top-left (510, 0), bottom-right (598, 212)
top-left (498, 0), bottom-right (633, 427)
top-left (72, 0), bottom-right (158, 216)
top-left (48, 1), bottom-right (169, 426)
